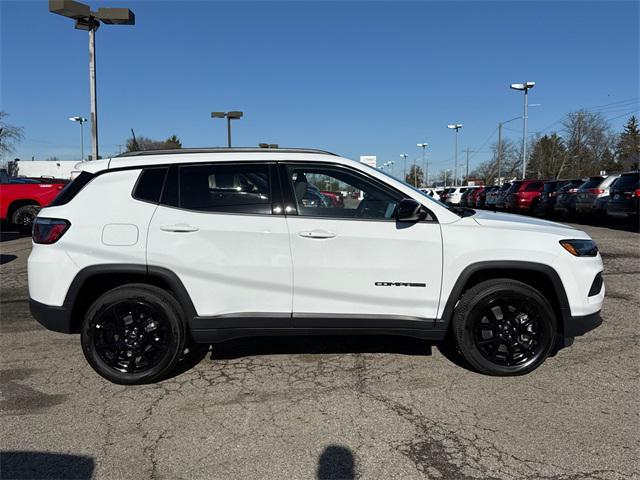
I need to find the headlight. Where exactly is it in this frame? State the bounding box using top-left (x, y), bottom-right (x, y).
top-left (559, 239), bottom-right (598, 257)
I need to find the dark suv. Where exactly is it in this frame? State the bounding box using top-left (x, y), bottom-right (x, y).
top-left (554, 180), bottom-right (586, 216)
top-left (607, 171), bottom-right (639, 220)
top-left (493, 182), bottom-right (512, 210)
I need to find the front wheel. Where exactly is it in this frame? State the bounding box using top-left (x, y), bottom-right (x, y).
top-left (452, 279), bottom-right (556, 376)
top-left (81, 284), bottom-right (186, 384)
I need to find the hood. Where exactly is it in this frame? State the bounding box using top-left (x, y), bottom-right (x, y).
top-left (471, 209), bottom-right (589, 238)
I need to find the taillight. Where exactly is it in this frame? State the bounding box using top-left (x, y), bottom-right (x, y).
top-left (568, 188), bottom-right (578, 193)
top-left (587, 188), bottom-right (605, 194)
top-left (634, 189), bottom-right (640, 198)
top-left (33, 218), bottom-right (70, 244)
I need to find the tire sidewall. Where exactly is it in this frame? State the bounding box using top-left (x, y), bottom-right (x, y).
top-left (81, 286), bottom-right (186, 385)
top-left (454, 280), bottom-right (557, 376)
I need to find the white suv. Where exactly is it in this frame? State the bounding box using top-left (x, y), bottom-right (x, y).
top-left (28, 148), bottom-right (604, 384)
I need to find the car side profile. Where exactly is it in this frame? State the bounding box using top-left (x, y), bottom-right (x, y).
top-left (28, 148), bottom-right (604, 384)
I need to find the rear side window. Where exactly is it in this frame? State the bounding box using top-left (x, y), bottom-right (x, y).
top-left (525, 181), bottom-right (543, 191)
top-left (613, 173), bottom-right (640, 190)
top-left (179, 163), bottom-right (272, 214)
top-left (133, 168), bottom-right (168, 203)
top-left (579, 177), bottom-right (605, 190)
top-left (49, 171), bottom-right (95, 206)
top-left (508, 181), bottom-right (522, 192)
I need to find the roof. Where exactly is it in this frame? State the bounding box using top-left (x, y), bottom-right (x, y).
top-left (116, 147), bottom-right (338, 158)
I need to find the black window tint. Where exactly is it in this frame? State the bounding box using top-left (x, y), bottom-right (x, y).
top-left (179, 163), bottom-right (271, 214)
top-left (579, 177), bottom-right (604, 190)
top-left (49, 171), bottom-right (95, 206)
top-left (286, 164), bottom-right (400, 220)
top-left (133, 168), bottom-right (168, 203)
top-left (525, 181), bottom-right (543, 191)
top-left (613, 173), bottom-right (640, 190)
top-left (543, 182), bottom-right (557, 192)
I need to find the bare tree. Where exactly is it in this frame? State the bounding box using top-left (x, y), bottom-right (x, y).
top-left (0, 111), bottom-right (24, 158)
top-left (562, 109), bottom-right (616, 177)
top-left (405, 164), bottom-right (424, 187)
top-left (471, 139), bottom-right (520, 185)
top-left (126, 135), bottom-right (182, 152)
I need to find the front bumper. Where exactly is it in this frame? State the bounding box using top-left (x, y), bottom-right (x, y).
top-left (564, 311), bottom-right (602, 337)
top-left (29, 298), bottom-right (74, 333)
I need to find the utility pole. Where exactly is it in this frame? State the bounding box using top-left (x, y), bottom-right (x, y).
top-left (463, 148), bottom-right (473, 185)
top-left (497, 122), bottom-right (503, 185)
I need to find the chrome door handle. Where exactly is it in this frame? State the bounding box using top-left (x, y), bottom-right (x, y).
top-left (297, 230), bottom-right (336, 239)
top-left (160, 224), bottom-right (199, 233)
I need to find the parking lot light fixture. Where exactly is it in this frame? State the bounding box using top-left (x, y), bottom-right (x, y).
top-left (447, 124), bottom-right (463, 186)
top-left (211, 111), bottom-right (244, 147)
top-left (510, 81), bottom-right (535, 179)
top-left (69, 116), bottom-right (87, 161)
top-left (400, 154), bottom-right (409, 181)
top-left (50, 0), bottom-right (135, 161)
top-left (417, 143), bottom-right (429, 187)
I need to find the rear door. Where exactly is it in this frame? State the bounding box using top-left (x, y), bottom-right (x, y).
top-left (146, 162), bottom-right (293, 320)
top-left (280, 162), bottom-right (443, 328)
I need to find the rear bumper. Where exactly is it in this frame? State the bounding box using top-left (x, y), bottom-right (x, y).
top-left (29, 298), bottom-right (73, 333)
top-left (564, 311), bottom-right (603, 337)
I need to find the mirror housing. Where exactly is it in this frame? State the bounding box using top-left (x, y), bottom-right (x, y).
top-left (395, 198), bottom-right (427, 222)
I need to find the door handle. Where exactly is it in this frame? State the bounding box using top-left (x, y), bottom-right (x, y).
top-left (160, 224), bottom-right (199, 233)
top-left (297, 230), bottom-right (336, 239)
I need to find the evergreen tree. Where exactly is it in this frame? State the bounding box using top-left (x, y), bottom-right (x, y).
top-left (616, 116), bottom-right (640, 170)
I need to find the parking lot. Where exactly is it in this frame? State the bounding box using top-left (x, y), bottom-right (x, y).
top-left (1, 221), bottom-right (638, 480)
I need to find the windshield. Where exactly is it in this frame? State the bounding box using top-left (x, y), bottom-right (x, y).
top-left (364, 164), bottom-right (466, 216)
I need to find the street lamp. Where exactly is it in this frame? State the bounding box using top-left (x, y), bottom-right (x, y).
top-left (212, 111), bottom-right (244, 147)
top-left (417, 143), bottom-right (429, 187)
top-left (447, 124), bottom-right (463, 186)
top-left (50, 0), bottom-right (135, 161)
top-left (510, 81), bottom-right (535, 179)
top-left (69, 116), bottom-right (87, 161)
top-left (400, 154), bottom-right (409, 182)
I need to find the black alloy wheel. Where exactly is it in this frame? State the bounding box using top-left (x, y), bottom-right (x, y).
top-left (82, 285), bottom-right (186, 384)
top-left (452, 278), bottom-right (557, 376)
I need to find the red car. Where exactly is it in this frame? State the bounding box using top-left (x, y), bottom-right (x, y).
top-left (468, 186), bottom-right (485, 207)
top-left (0, 171), bottom-right (67, 231)
top-left (320, 191), bottom-right (345, 208)
top-left (504, 179), bottom-right (545, 213)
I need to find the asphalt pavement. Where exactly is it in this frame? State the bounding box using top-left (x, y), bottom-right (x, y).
top-left (1, 221), bottom-right (638, 480)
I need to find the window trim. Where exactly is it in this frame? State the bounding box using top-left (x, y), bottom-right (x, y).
top-left (278, 161), bottom-right (437, 223)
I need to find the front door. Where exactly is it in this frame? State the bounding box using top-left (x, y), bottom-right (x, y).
top-left (280, 162), bottom-right (443, 328)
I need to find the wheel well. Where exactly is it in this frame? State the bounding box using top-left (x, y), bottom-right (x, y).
top-left (8, 199), bottom-right (40, 220)
top-left (68, 272), bottom-right (182, 333)
top-left (455, 268), bottom-right (566, 335)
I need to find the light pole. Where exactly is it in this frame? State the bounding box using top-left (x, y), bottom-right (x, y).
top-left (510, 81), bottom-right (535, 179)
top-left (400, 154), bottom-right (409, 182)
top-left (50, 1), bottom-right (135, 161)
top-left (69, 116), bottom-right (87, 161)
top-left (447, 124), bottom-right (463, 186)
top-left (417, 143), bottom-right (428, 187)
top-left (212, 111), bottom-right (244, 147)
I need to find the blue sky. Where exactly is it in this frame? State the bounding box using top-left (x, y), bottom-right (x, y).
top-left (2, 0), bottom-right (638, 179)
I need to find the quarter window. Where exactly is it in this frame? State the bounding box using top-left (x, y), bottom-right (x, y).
top-left (179, 163), bottom-right (272, 214)
top-left (133, 168), bottom-right (168, 203)
top-left (286, 164), bottom-right (399, 219)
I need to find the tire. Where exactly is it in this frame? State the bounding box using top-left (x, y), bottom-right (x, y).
top-left (452, 279), bottom-right (557, 376)
top-left (11, 205), bottom-right (40, 233)
top-left (81, 284), bottom-right (186, 384)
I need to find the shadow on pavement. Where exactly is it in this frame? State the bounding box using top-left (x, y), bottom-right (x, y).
top-left (317, 444), bottom-right (356, 480)
top-left (0, 224), bottom-right (30, 243)
top-left (0, 254), bottom-right (18, 265)
top-left (0, 451), bottom-right (94, 479)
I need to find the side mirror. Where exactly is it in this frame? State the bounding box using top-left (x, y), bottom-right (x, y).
top-left (395, 198), bottom-right (427, 222)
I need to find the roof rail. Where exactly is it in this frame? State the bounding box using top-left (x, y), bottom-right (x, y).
top-left (115, 147), bottom-right (338, 158)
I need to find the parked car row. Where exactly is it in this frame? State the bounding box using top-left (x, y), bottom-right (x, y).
top-left (429, 171), bottom-right (639, 222)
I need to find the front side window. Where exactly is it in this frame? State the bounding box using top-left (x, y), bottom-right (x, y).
top-left (179, 163), bottom-right (271, 214)
top-left (286, 164), bottom-right (399, 219)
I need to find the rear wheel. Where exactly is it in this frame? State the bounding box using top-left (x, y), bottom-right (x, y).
top-left (12, 205), bottom-right (40, 233)
top-left (81, 284), bottom-right (186, 384)
top-left (452, 279), bottom-right (556, 376)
